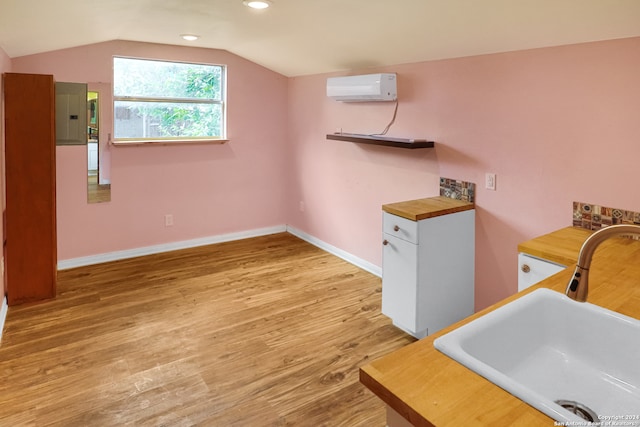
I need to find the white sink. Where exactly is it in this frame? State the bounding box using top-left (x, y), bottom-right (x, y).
top-left (434, 288), bottom-right (640, 424)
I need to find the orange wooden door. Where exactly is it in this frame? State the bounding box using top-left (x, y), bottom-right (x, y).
top-left (4, 72), bottom-right (57, 305)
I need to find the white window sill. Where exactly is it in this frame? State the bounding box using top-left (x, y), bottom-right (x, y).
top-left (112, 138), bottom-right (229, 146)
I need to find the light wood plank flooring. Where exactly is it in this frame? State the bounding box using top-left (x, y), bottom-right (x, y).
top-left (88, 174), bottom-right (111, 203)
top-left (0, 233), bottom-right (414, 426)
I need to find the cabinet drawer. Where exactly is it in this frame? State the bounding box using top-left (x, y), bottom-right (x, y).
top-left (383, 212), bottom-right (418, 244)
top-left (518, 253), bottom-right (565, 291)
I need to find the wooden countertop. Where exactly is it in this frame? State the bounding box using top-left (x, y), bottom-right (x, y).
top-left (361, 227), bottom-right (640, 426)
top-left (382, 196), bottom-right (475, 221)
top-left (518, 226), bottom-right (593, 266)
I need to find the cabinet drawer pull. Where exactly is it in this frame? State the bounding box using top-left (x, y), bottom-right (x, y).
top-left (383, 239), bottom-right (389, 246)
top-left (521, 264), bottom-right (531, 273)
top-left (393, 225), bottom-right (400, 232)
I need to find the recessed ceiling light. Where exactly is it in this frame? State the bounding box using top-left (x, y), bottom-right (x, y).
top-left (181, 34), bottom-right (199, 41)
top-left (243, 0), bottom-right (272, 9)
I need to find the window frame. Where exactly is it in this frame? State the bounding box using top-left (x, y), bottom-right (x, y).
top-left (112, 56), bottom-right (227, 146)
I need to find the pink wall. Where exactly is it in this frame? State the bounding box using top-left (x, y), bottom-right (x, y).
top-left (0, 46), bottom-right (12, 301)
top-left (6, 37), bottom-right (640, 311)
top-left (12, 41), bottom-right (289, 260)
top-left (287, 37), bottom-right (640, 310)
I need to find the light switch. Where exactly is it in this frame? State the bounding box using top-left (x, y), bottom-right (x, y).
top-left (485, 173), bottom-right (496, 191)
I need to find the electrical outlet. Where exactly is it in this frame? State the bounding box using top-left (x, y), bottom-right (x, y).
top-left (164, 214), bottom-right (174, 227)
top-left (485, 173), bottom-right (496, 191)
top-left (299, 201), bottom-right (305, 212)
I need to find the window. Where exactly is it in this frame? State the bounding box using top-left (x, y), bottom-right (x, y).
top-left (113, 57), bottom-right (226, 143)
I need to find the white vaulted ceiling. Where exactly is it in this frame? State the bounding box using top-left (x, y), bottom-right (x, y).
top-left (1, 0), bottom-right (640, 77)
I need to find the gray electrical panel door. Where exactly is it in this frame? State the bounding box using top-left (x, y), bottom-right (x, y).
top-left (55, 81), bottom-right (87, 145)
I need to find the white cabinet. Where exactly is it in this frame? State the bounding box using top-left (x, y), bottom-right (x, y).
top-left (88, 141), bottom-right (98, 171)
top-left (517, 226), bottom-right (592, 292)
top-left (382, 207), bottom-right (475, 339)
top-left (517, 253), bottom-right (565, 291)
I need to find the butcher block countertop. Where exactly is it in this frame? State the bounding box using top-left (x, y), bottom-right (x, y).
top-left (360, 226), bottom-right (640, 426)
top-left (517, 226), bottom-right (593, 266)
top-left (382, 196), bottom-right (475, 221)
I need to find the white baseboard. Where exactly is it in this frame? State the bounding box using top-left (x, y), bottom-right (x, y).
top-left (57, 224), bottom-right (381, 278)
top-left (0, 296), bottom-right (7, 343)
top-left (57, 225), bottom-right (287, 270)
top-left (286, 225), bottom-right (382, 277)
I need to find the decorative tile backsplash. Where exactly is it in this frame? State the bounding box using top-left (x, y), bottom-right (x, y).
top-left (573, 201), bottom-right (640, 230)
top-left (440, 177), bottom-right (475, 203)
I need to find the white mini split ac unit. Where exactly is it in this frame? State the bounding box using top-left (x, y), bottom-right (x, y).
top-left (326, 73), bottom-right (397, 102)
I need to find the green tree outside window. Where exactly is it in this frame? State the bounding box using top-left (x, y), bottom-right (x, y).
top-left (113, 57), bottom-right (225, 141)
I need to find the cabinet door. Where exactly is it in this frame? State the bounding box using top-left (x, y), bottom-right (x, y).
top-left (381, 234), bottom-right (418, 332)
top-left (517, 253), bottom-right (565, 291)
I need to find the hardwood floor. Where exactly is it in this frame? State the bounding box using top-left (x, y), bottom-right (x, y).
top-left (88, 174), bottom-right (111, 203)
top-left (0, 233), bottom-right (414, 426)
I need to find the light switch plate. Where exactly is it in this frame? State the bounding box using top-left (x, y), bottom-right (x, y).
top-left (485, 173), bottom-right (496, 191)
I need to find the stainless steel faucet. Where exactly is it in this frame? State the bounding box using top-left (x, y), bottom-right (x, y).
top-left (566, 224), bottom-right (640, 302)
